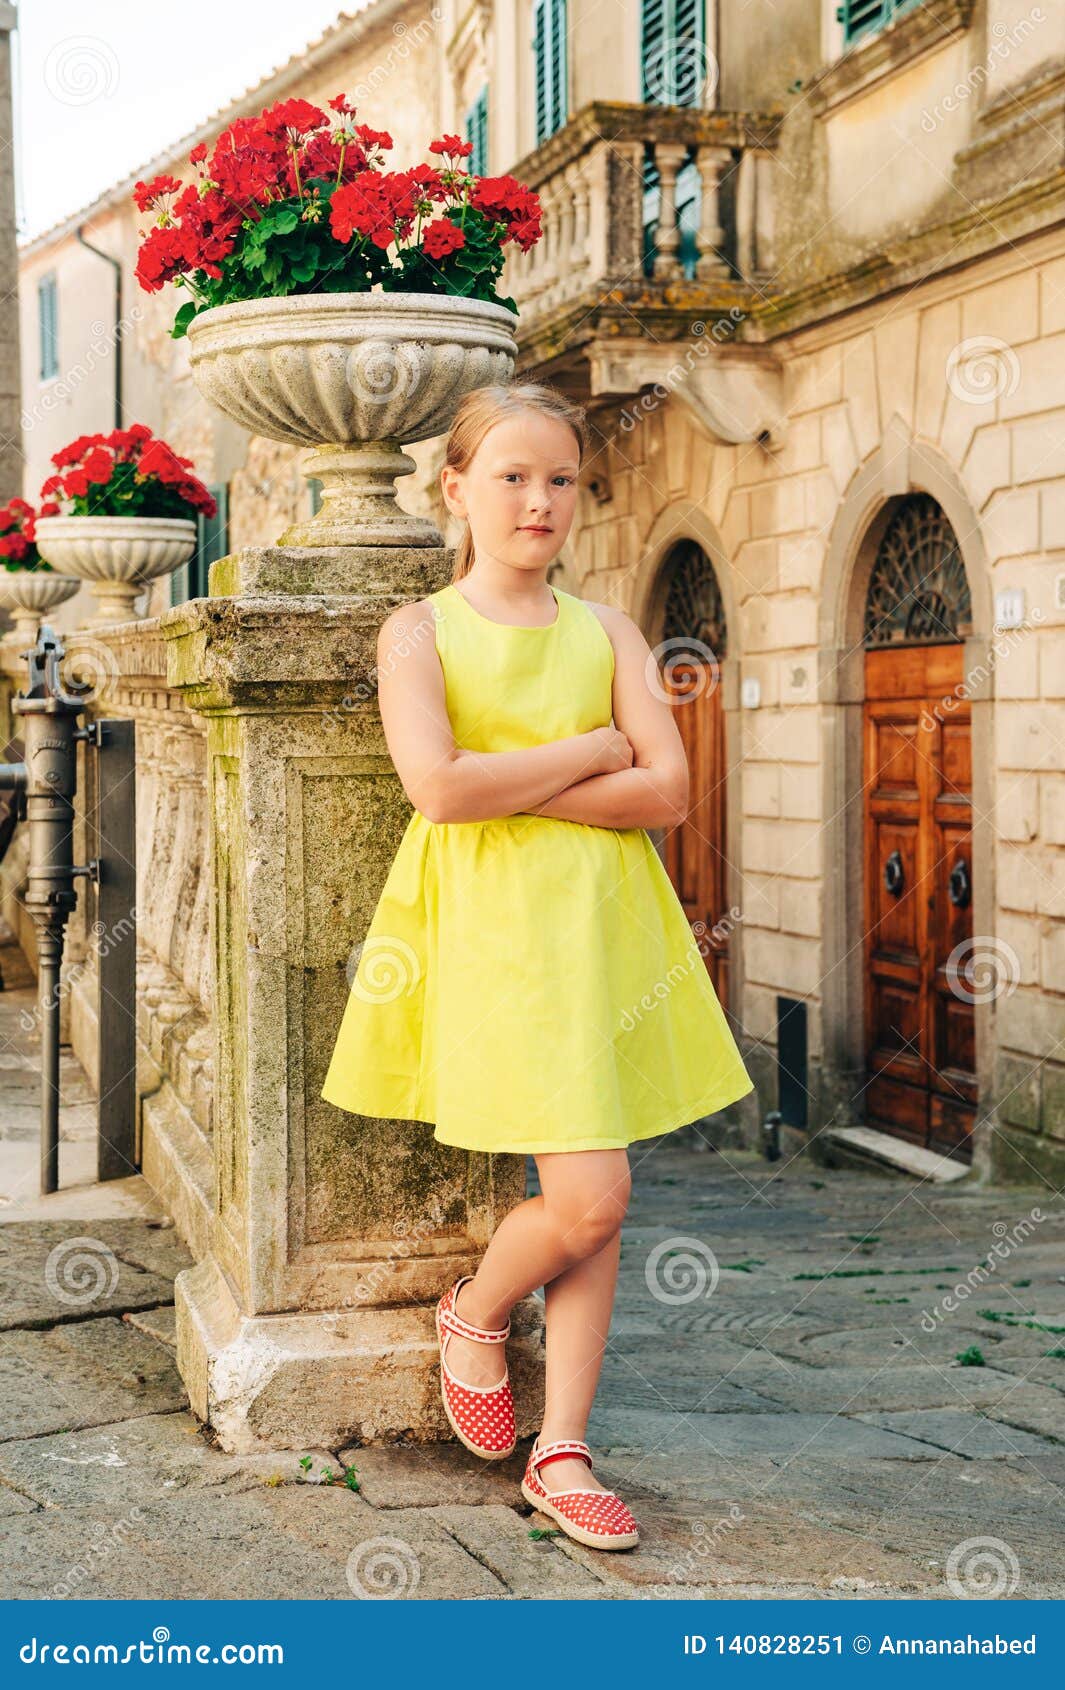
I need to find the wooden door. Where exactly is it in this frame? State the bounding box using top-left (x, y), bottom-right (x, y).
top-left (863, 644), bottom-right (976, 1159)
top-left (663, 661), bottom-right (730, 1008)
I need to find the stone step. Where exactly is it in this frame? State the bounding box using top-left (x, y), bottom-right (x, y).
top-left (823, 1125), bottom-right (971, 1183)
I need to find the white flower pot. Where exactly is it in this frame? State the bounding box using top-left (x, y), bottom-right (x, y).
top-left (32, 515), bottom-right (197, 627)
top-left (185, 290), bottom-right (519, 548)
top-left (0, 569), bottom-right (82, 642)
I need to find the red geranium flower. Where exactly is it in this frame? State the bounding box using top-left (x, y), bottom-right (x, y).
top-left (132, 91), bottom-right (540, 333)
top-left (422, 218), bottom-right (465, 259)
top-left (82, 446), bottom-right (114, 484)
top-left (41, 427), bottom-right (216, 522)
top-left (429, 135), bottom-right (474, 159)
top-left (260, 97), bottom-right (327, 138)
top-left (133, 172), bottom-right (184, 213)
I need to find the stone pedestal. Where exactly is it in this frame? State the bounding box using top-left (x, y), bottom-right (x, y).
top-left (159, 546), bottom-right (545, 1454)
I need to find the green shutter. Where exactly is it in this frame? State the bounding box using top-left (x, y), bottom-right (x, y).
top-left (533, 0), bottom-right (568, 145)
top-left (838, 0), bottom-right (923, 46)
top-left (642, 0), bottom-right (704, 107)
top-left (465, 87), bottom-right (488, 176)
top-left (171, 483), bottom-right (228, 605)
top-left (38, 274), bottom-right (58, 381)
top-left (641, 4), bottom-right (706, 279)
top-left (550, 0), bottom-right (567, 134)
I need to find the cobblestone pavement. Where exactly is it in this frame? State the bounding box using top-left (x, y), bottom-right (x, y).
top-left (2, 1156), bottom-right (1063, 1600)
top-left (1, 945), bottom-right (1063, 1599)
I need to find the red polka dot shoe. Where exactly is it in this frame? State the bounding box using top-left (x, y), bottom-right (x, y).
top-left (435, 1275), bottom-right (516, 1460)
top-left (521, 1436), bottom-right (640, 1550)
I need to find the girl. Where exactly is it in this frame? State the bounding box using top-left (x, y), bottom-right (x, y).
top-left (321, 381), bottom-right (753, 1552)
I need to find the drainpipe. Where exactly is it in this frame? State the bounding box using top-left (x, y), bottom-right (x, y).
top-left (74, 227), bottom-right (121, 428)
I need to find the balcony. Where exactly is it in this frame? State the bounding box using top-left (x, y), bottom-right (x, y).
top-left (501, 102), bottom-right (784, 448)
top-left (503, 102), bottom-right (779, 342)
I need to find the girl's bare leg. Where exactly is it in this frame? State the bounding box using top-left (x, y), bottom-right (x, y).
top-left (443, 1149), bottom-right (630, 1497)
top-left (532, 1227), bottom-right (622, 1496)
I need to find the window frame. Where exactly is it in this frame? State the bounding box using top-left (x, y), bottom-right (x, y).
top-left (38, 272), bottom-right (59, 383)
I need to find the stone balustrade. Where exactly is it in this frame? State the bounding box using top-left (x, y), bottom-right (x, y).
top-left (502, 101), bottom-right (779, 331)
top-left (0, 622), bottom-right (215, 1257)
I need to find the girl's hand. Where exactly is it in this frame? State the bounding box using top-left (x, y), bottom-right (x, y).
top-left (588, 725), bottom-right (635, 775)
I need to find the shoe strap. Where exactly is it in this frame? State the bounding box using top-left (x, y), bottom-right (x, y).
top-left (440, 1279), bottom-right (510, 1344)
top-left (546, 1487), bottom-right (620, 1501)
top-left (531, 1438), bottom-right (592, 1474)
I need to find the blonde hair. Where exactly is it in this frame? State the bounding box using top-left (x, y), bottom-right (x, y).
top-left (443, 382), bottom-right (587, 582)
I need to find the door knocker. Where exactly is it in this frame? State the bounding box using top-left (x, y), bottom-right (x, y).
top-left (949, 858), bottom-right (971, 909)
top-left (884, 849), bottom-right (904, 897)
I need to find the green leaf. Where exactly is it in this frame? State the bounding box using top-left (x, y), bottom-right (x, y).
top-left (170, 300), bottom-right (198, 340)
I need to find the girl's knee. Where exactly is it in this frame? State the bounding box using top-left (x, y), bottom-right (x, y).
top-left (552, 1174), bottom-right (632, 1258)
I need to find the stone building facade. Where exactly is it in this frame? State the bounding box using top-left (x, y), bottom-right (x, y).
top-left (14, 0), bottom-right (1065, 1185)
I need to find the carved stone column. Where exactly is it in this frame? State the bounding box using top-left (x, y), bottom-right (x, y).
top-left (651, 142), bottom-right (690, 282)
top-left (694, 144), bottom-right (732, 281)
top-left (159, 546), bottom-right (545, 1453)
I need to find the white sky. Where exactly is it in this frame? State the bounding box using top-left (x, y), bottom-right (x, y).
top-left (13, 0), bottom-right (369, 242)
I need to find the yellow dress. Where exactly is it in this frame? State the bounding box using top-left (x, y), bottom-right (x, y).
top-left (320, 580), bottom-right (754, 1154)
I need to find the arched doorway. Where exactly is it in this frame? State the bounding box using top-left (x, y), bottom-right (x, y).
top-left (862, 494), bottom-right (976, 1159)
top-left (656, 540), bottom-right (732, 1008)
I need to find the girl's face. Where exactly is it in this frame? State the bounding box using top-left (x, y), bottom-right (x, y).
top-left (440, 411), bottom-right (581, 573)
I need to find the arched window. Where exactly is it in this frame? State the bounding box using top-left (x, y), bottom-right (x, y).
top-left (661, 539), bottom-right (727, 661)
top-left (864, 494), bottom-right (972, 647)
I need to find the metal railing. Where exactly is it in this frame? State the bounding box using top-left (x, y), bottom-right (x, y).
top-left (0, 625), bottom-right (136, 1194)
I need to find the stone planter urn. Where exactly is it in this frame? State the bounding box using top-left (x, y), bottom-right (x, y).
top-left (185, 290), bottom-right (519, 549)
top-left (0, 569), bottom-right (82, 641)
top-left (32, 515), bottom-right (198, 626)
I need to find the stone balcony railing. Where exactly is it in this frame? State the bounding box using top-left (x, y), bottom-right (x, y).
top-left (501, 101), bottom-right (780, 338)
